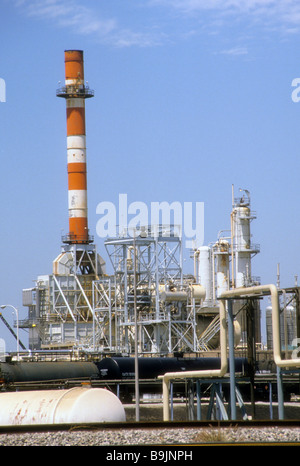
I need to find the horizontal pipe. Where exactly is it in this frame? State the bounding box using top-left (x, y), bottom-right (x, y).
top-left (160, 283), bottom-right (300, 421)
top-left (220, 284), bottom-right (300, 369)
top-left (160, 291), bottom-right (188, 302)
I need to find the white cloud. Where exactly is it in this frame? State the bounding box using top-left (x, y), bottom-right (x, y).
top-left (149, 0), bottom-right (300, 28)
top-left (12, 0), bottom-right (162, 47)
top-left (14, 0), bottom-right (117, 36)
top-left (12, 0), bottom-right (300, 49)
top-left (148, 0), bottom-right (300, 51)
top-left (149, 0), bottom-right (273, 11)
top-left (220, 46), bottom-right (248, 56)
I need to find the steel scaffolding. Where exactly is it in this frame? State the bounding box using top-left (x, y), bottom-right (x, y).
top-left (90, 225), bottom-right (206, 354)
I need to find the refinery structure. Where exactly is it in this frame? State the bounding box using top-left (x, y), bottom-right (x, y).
top-left (17, 50), bottom-right (299, 359)
top-left (1, 50), bottom-right (300, 426)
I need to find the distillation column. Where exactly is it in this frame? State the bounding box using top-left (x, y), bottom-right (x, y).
top-left (231, 190), bottom-right (259, 288)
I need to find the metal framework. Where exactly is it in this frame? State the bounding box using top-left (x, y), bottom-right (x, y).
top-left (89, 225), bottom-right (207, 354)
top-left (21, 243), bottom-right (106, 350)
top-left (20, 186), bottom-right (264, 356)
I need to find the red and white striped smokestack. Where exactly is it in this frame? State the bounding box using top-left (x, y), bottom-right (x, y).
top-left (57, 50), bottom-right (94, 244)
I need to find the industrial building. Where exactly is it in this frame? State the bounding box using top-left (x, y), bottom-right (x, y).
top-left (16, 50), bottom-right (300, 362)
top-left (0, 50), bottom-right (299, 424)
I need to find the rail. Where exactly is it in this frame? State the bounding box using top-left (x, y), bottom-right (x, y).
top-left (62, 233), bottom-right (94, 244)
top-left (56, 85), bottom-right (94, 99)
top-left (0, 418), bottom-right (300, 449)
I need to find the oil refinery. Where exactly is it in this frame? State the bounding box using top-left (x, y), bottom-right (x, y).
top-left (19, 52), bottom-right (263, 355)
top-left (1, 50), bottom-right (300, 423)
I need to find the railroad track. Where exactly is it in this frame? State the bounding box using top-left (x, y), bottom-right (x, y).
top-left (0, 418), bottom-right (300, 432)
top-left (0, 419), bottom-right (300, 447)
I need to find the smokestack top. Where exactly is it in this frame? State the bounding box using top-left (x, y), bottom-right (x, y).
top-left (57, 50), bottom-right (94, 99)
top-left (64, 50), bottom-right (84, 82)
top-left (64, 50), bottom-right (84, 60)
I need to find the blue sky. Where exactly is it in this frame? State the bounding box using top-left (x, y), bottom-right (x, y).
top-left (1, 0), bottom-right (300, 349)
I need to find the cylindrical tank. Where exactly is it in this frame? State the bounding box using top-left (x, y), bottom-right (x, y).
top-left (0, 387), bottom-right (126, 426)
top-left (233, 206), bottom-right (252, 287)
top-left (198, 246), bottom-right (212, 304)
top-left (189, 284), bottom-right (206, 301)
top-left (96, 357), bottom-right (248, 380)
top-left (160, 291), bottom-right (188, 302)
top-left (0, 361), bottom-right (99, 383)
top-left (214, 240), bottom-right (230, 298)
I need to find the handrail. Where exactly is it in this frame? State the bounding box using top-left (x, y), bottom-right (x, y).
top-left (56, 85), bottom-right (94, 99)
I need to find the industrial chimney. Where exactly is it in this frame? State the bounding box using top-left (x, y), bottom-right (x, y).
top-left (56, 50), bottom-right (94, 244)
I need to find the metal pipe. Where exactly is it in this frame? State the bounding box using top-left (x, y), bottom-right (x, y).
top-left (160, 298), bottom-right (227, 421)
top-left (220, 284), bottom-right (300, 421)
top-left (133, 234), bottom-right (140, 421)
top-left (160, 283), bottom-right (299, 421)
top-left (227, 300), bottom-right (236, 420)
top-left (220, 284), bottom-right (300, 369)
top-left (193, 250), bottom-right (199, 283)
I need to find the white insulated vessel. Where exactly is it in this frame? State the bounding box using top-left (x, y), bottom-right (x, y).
top-left (233, 205), bottom-right (252, 288)
top-left (198, 246), bottom-right (213, 305)
top-left (231, 189), bottom-right (259, 288)
top-left (0, 387), bottom-right (126, 426)
top-left (214, 239), bottom-right (230, 298)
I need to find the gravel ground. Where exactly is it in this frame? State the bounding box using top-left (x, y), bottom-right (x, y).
top-left (0, 402), bottom-right (300, 446)
top-left (0, 425), bottom-right (300, 446)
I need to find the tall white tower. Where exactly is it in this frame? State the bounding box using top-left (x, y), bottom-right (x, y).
top-left (231, 188), bottom-right (260, 288)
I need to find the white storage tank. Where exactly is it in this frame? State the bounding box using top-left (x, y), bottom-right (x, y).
top-left (0, 387), bottom-right (126, 426)
top-left (233, 205), bottom-right (252, 288)
top-left (198, 246), bottom-right (213, 305)
top-left (214, 240), bottom-right (230, 298)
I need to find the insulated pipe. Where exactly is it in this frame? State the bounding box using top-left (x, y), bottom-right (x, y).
top-left (57, 50), bottom-right (94, 244)
top-left (160, 283), bottom-right (299, 421)
top-left (220, 284), bottom-right (300, 420)
top-left (160, 291), bottom-right (188, 302)
top-left (219, 284), bottom-right (300, 369)
top-left (160, 298), bottom-right (228, 421)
